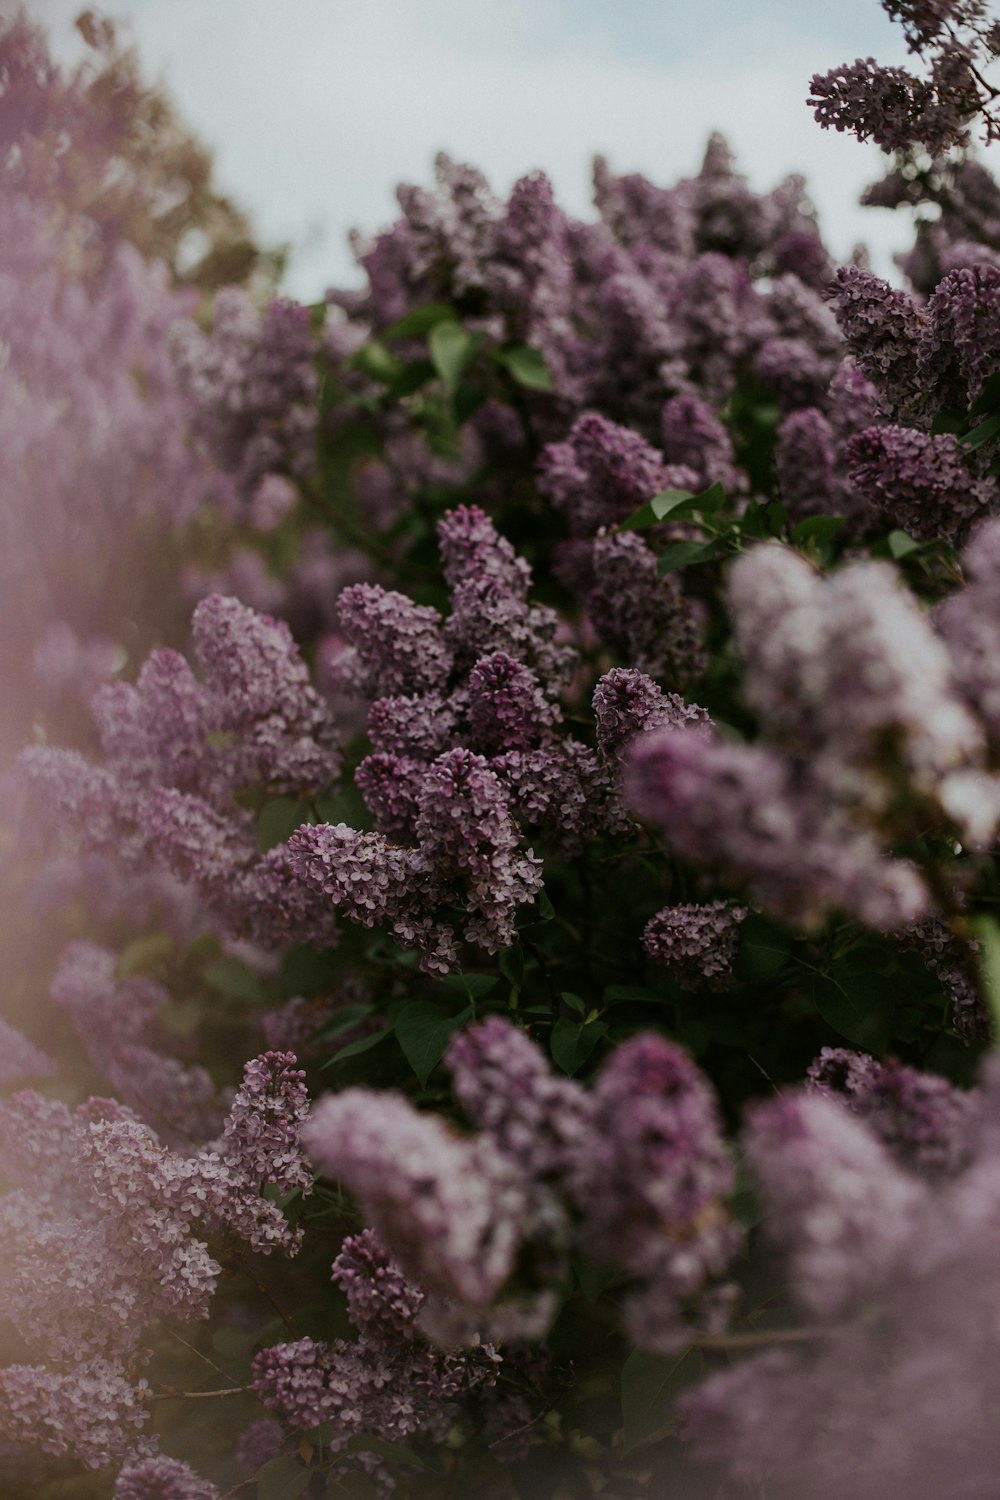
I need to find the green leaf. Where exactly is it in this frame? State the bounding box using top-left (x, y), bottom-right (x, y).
top-left (322, 1028), bottom-right (392, 1069)
top-left (602, 984), bottom-right (665, 1007)
top-left (930, 407), bottom-right (968, 436)
top-left (656, 538), bottom-right (724, 574)
top-left (961, 412), bottom-right (1000, 452)
top-left (969, 371), bottom-right (1000, 418)
top-left (383, 303), bottom-right (457, 339)
top-left (494, 343), bottom-right (553, 390)
top-left (618, 488), bottom-right (696, 532)
top-left (620, 1347), bottom-right (694, 1451)
top-left (499, 943), bottom-right (524, 993)
top-left (428, 321), bottom-right (481, 392)
top-left (203, 955), bottom-right (266, 1004)
top-left (970, 916), bottom-right (1000, 1039)
top-left (440, 971), bottom-right (500, 1002)
top-left (352, 341), bottom-right (405, 384)
top-left (887, 529), bottom-right (921, 560)
top-left (258, 797), bottom-right (313, 853)
top-left (393, 999), bottom-right (469, 1087)
top-left (344, 1434), bottom-right (425, 1468)
top-left (255, 1455), bottom-right (311, 1500)
top-left (735, 915), bottom-right (791, 981)
top-left (793, 515), bottom-right (844, 548)
top-left (560, 991), bottom-right (586, 1016)
top-left (550, 1017), bottom-right (606, 1075)
top-left (813, 966), bottom-right (893, 1052)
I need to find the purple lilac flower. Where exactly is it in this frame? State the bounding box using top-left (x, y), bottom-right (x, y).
top-left (589, 530), bottom-right (707, 687)
top-left (445, 1017), bottom-right (591, 1181)
top-left (642, 902), bottom-right (748, 987)
top-left (826, 265), bottom-right (925, 411)
top-left (50, 941), bottom-right (223, 1146)
top-left (114, 1456), bottom-right (219, 1500)
top-left (303, 1088), bottom-right (530, 1344)
top-left (0, 1360), bottom-right (153, 1470)
top-left (536, 412), bottom-right (681, 537)
top-left (0, 1019), bottom-right (56, 1087)
top-left (847, 424), bottom-right (994, 544)
top-left (333, 584), bottom-right (453, 697)
top-left (807, 1047), bottom-right (976, 1177)
top-left (592, 667), bottom-right (713, 766)
top-left (573, 1035), bottom-right (741, 1353)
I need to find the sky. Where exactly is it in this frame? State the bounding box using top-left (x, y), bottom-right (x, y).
top-left (23, 0), bottom-right (923, 301)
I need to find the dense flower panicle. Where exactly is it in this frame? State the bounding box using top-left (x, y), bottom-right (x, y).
top-left (574, 1035), bottom-right (741, 1352)
top-left (445, 1017), bottom-right (591, 1181)
top-left (466, 652), bottom-right (561, 753)
top-left (809, 56), bottom-right (942, 150)
top-left (354, 751), bottom-right (427, 838)
top-left (807, 1047), bottom-right (977, 1176)
top-left (493, 740), bottom-right (624, 851)
top-left (234, 1419), bottom-right (284, 1474)
top-left (332, 1228), bottom-right (424, 1336)
top-left (775, 407), bottom-right (856, 523)
top-left (0, 1019), bottom-right (56, 1087)
top-left (333, 584), bottom-right (453, 698)
top-left (535, 412), bottom-right (679, 536)
top-left (682, 1063), bottom-right (1000, 1500)
top-left (745, 1091), bottom-right (926, 1319)
top-left (847, 424), bottom-right (994, 544)
top-left (642, 902), bottom-right (748, 987)
top-left (728, 546), bottom-right (990, 824)
top-left (170, 288), bottom-right (318, 506)
top-left (190, 594), bottom-right (341, 791)
top-left (627, 727), bottom-right (932, 929)
top-left (826, 265), bottom-right (925, 409)
top-left (899, 918), bottom-right (989, 1040)
top-left (0, 1361), bottom-right (152, 1470)
top-left (589, 530), bottom-right (707, 687)
top-left (414, 749), bottom-right (543, 952)
top-left (303, 1089), bottom-right (529, 1340)
top-left (50, 941), bottom-right (223, 1145)
top-left (251, 1327), bottom-right (498, 1465)
top-left (222, 1051), bottom-right (312, 1194)
top-left (113, 1456), bottom-right (219, 1500)
top-left (367, 691), bottom-right (458, 758)
top-left (592, 667), bottom-right (713, 765)
top-left (437, 507), bottom-right (577, 691)
top-left (659, 393), bottom-right (744, 494)
top-left (918, 262), bottom-right (1000, 409)
top-left (938, 518), bottom-right (1000, 751)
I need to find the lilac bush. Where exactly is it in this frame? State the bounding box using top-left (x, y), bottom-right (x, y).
top-left (9, 2), bottom-right (1000, 1496)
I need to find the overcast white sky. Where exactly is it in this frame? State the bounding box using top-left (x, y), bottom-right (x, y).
top-left (22, 0), bottom-right (929, 300)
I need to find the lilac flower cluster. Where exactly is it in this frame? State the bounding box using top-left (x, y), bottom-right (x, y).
top-left (16, 594), bottom-right (341, 951)
top-left (251, 1228), bottom-right (499, 1482)
top-left (809, 0), bottom-right (1000, 155)
top-left (170, 288), bottom-right (319, 513)
top-left (641, 902), bottom-right (748, 987)
top-left (0, 1051), bottom-right (312, 1467)
top-left (682, 1055), bottom-right (1000, 1500)
top-left (628, 541), bottom-right (1000, 933)
top-left (114, 1457), bottom-right (218, 1500)
top-left (285, 506), bottom-right (665, 971)
top-left (305, 1019), bottom-right (741, 1355)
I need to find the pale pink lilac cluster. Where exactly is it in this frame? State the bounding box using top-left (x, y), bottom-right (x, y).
top-left (0, 1052), bottom-right (311, 1467)
top-left (16, 594), bottom-right (340, 951)
top-left (114, 1456), bottom-right (219, 1500)
top-left (682, 1057), bottom-right (1000, 1500)
top-left (251, 1226), bottom-right (499, 1486)
top-left (306, 1020), bottom-right (741, 1355)
top-left (49, 942), bottom-right (223, 1147)
top-left (628, 541), bottom-right (1000, 934)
